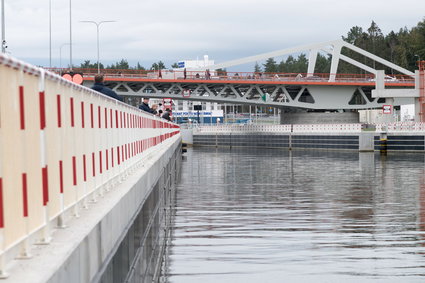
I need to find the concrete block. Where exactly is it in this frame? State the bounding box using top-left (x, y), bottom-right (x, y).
top-left (359, 133), bottom-right (375, 151)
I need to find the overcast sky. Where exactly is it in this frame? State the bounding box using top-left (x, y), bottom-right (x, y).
top-left (2, 0), bottom-right (425, 70)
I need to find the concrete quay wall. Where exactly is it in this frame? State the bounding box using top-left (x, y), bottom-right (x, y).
top-left (191, 124), bottom-right (425, 152)
top-left (4, 138), bottom-right (181, 283)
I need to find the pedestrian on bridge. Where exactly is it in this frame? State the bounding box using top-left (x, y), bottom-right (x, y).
top-left (161, 108), bottom-right (172, 121)
top-left (139, 98), bottom-right (153, 113)
top-left (151, 104), bottom-right (159, 115)
top-left (91, 74), bottom-right (123, 101)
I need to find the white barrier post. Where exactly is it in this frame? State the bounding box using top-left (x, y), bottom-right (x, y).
top-left (38, 69), bottom-right (51, 244)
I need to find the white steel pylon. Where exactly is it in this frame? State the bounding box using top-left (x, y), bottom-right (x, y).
top-left (204, 40), bottom-right (415, 82)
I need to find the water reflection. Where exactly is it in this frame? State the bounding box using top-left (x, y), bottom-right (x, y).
top-left (161, 148), bottom-right (425, 282)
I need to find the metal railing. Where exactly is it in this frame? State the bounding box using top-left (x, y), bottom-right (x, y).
top-left (46, 68), bottom-right (415, 86)
top-left (195, 123), bottom-right (425, 134)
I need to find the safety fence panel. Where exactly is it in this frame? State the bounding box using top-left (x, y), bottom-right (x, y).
top-left (0, 54), bottom-right (180, 274)
top-left (292, 123), bottom-right (362, 133)
top-left (374, 122), bottom-right (425, 132)
top-left (196, 124), bottom-right (292, 133)
top-left (196, 124), bottom-right (362, 134)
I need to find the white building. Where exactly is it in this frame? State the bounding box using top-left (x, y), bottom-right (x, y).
top-left (176, 55), bottom-right (214, 70)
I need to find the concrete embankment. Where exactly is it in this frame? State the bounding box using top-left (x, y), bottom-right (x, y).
top-left (4, 138), bottom-right (181, 283)
top-left (189, 124), bottom-right (425, 152)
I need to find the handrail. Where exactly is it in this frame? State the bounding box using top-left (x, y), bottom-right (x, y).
top-left (45, 68), bottom-right (415, 85)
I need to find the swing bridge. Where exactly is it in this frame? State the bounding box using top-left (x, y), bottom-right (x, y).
top-left (61, 39), bottom-right (419, 110)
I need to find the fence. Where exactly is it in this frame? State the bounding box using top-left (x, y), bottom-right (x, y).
top-left (195, 124), bottom-right (292, 133)
top-left (0, 54), bottom-right (180, 277)
top-left (195, 123), bottom-right (425, 134)
top-left (374, 122), bottom-right (425, 132)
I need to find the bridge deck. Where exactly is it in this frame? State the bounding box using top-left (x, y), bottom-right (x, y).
top-left (85, 77), bottom-right (415, 87)
top-left (50, 68), bottom-right (415, 87)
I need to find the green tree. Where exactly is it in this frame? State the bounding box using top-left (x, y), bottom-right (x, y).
top-left (314, 53), bottom-right (331, 74)
top-left (151, 61), bottom-right (166, 70)
top-left (79, 60), bottom-right (103, 69)
top-left (216, 68), bottom-right (227, 76)
top-left (171, 62), bottom-right (179, 68)
top-left (263, 57), bottom-right (277, 73)
top-left (136, 62), bottom-right (145, 70)
top-left (107, 59), bottom-right (130, 69)
top-left (254, 62), bottom-right (262, 72)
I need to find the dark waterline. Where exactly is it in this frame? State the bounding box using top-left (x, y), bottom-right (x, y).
top-left (161, 147), bottom-right (425, 283)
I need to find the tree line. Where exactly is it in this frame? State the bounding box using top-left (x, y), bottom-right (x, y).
top-left (77, 59), bottom-right (178, 70)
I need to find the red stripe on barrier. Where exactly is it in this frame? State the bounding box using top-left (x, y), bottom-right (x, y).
top-left (117, 146), bottom-right (120, 165)
top-left (92, 152), bottom-right (96, 177)
top-left (42, 166), bottom-right (49, 206)
top-left (19, 86), bottom-right (25, 130)
top-left (110, 109), bottom-right (113, 128)
top-left (70, 97), bottom-right (75, 127)
top-left (57, 95), bottom-right (62, 128)
top-left (98, 106), bottom-right (101, 128)
top-left (120, 112), bottom-right (123, 128)
top-left (83, 155), bottom-right (87, 182)
top-left (106, 149), bottom-right (109, 170)
top-left (39, 91), bottom-right (46, 130)
top-left (122, 145), bottom-right (125, 162)
top-left (111, 147), bottom-right (114, 167)
top-left (115, 110), bottom-right (118, 128)
top-left (90, 104), bottom-right (94, 128)
top-left (0, 178), bottom-right (3, 228)
top-left (22, 173), bottom-right (28, 217)
top-left (105, 108), bottom-right (108, 128)
top-left (81, 102), bottom-right (85, 128)
top-left (99, 151), bottom-right (102, 174)
top-left (72, 156), bottom-right (77, 186)
top-left (59, 160), bottom-right (64, 193)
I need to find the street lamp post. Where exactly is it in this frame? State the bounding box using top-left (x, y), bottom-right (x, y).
top-left (59, 43), bottom-right (70, 70)
top-left (80, 20), bottom-right (115, 73)
top-left (49, 0), bottom-right (52, 67)
top-left (69, 0), bottom-right (72, 70)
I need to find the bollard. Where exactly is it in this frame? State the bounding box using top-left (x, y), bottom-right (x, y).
top-left (380, 126), bottom-right (388, 155)
top-left (181, 142), bottom-right (187, 153)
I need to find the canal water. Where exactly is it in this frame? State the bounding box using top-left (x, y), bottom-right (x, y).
top-left (161, 147), bottom-right (425, 283)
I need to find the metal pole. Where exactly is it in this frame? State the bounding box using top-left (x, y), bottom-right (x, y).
top-left (96, 24), bottom-right (100, 73)
top-left (80, 20), bottom-right (115, 74)
top-left (1, 0), bottom-right (5, 53)
top-left (49, 0), bottom-right (52, 67)
top-left (69, 0), bottom-right (72, 70)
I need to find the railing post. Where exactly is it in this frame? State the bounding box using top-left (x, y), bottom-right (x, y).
top-left (38, 69), bottom-right (52, 244)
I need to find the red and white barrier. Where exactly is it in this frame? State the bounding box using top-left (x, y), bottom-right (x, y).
top-left (0, 53), bottom-right (180, 277)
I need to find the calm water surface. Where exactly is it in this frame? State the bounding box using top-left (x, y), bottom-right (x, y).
top-left (162, 148), bottom-right (425, 283)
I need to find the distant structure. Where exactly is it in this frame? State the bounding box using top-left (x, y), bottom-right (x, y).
top-left (176, 55), bottom-right (214, 70)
